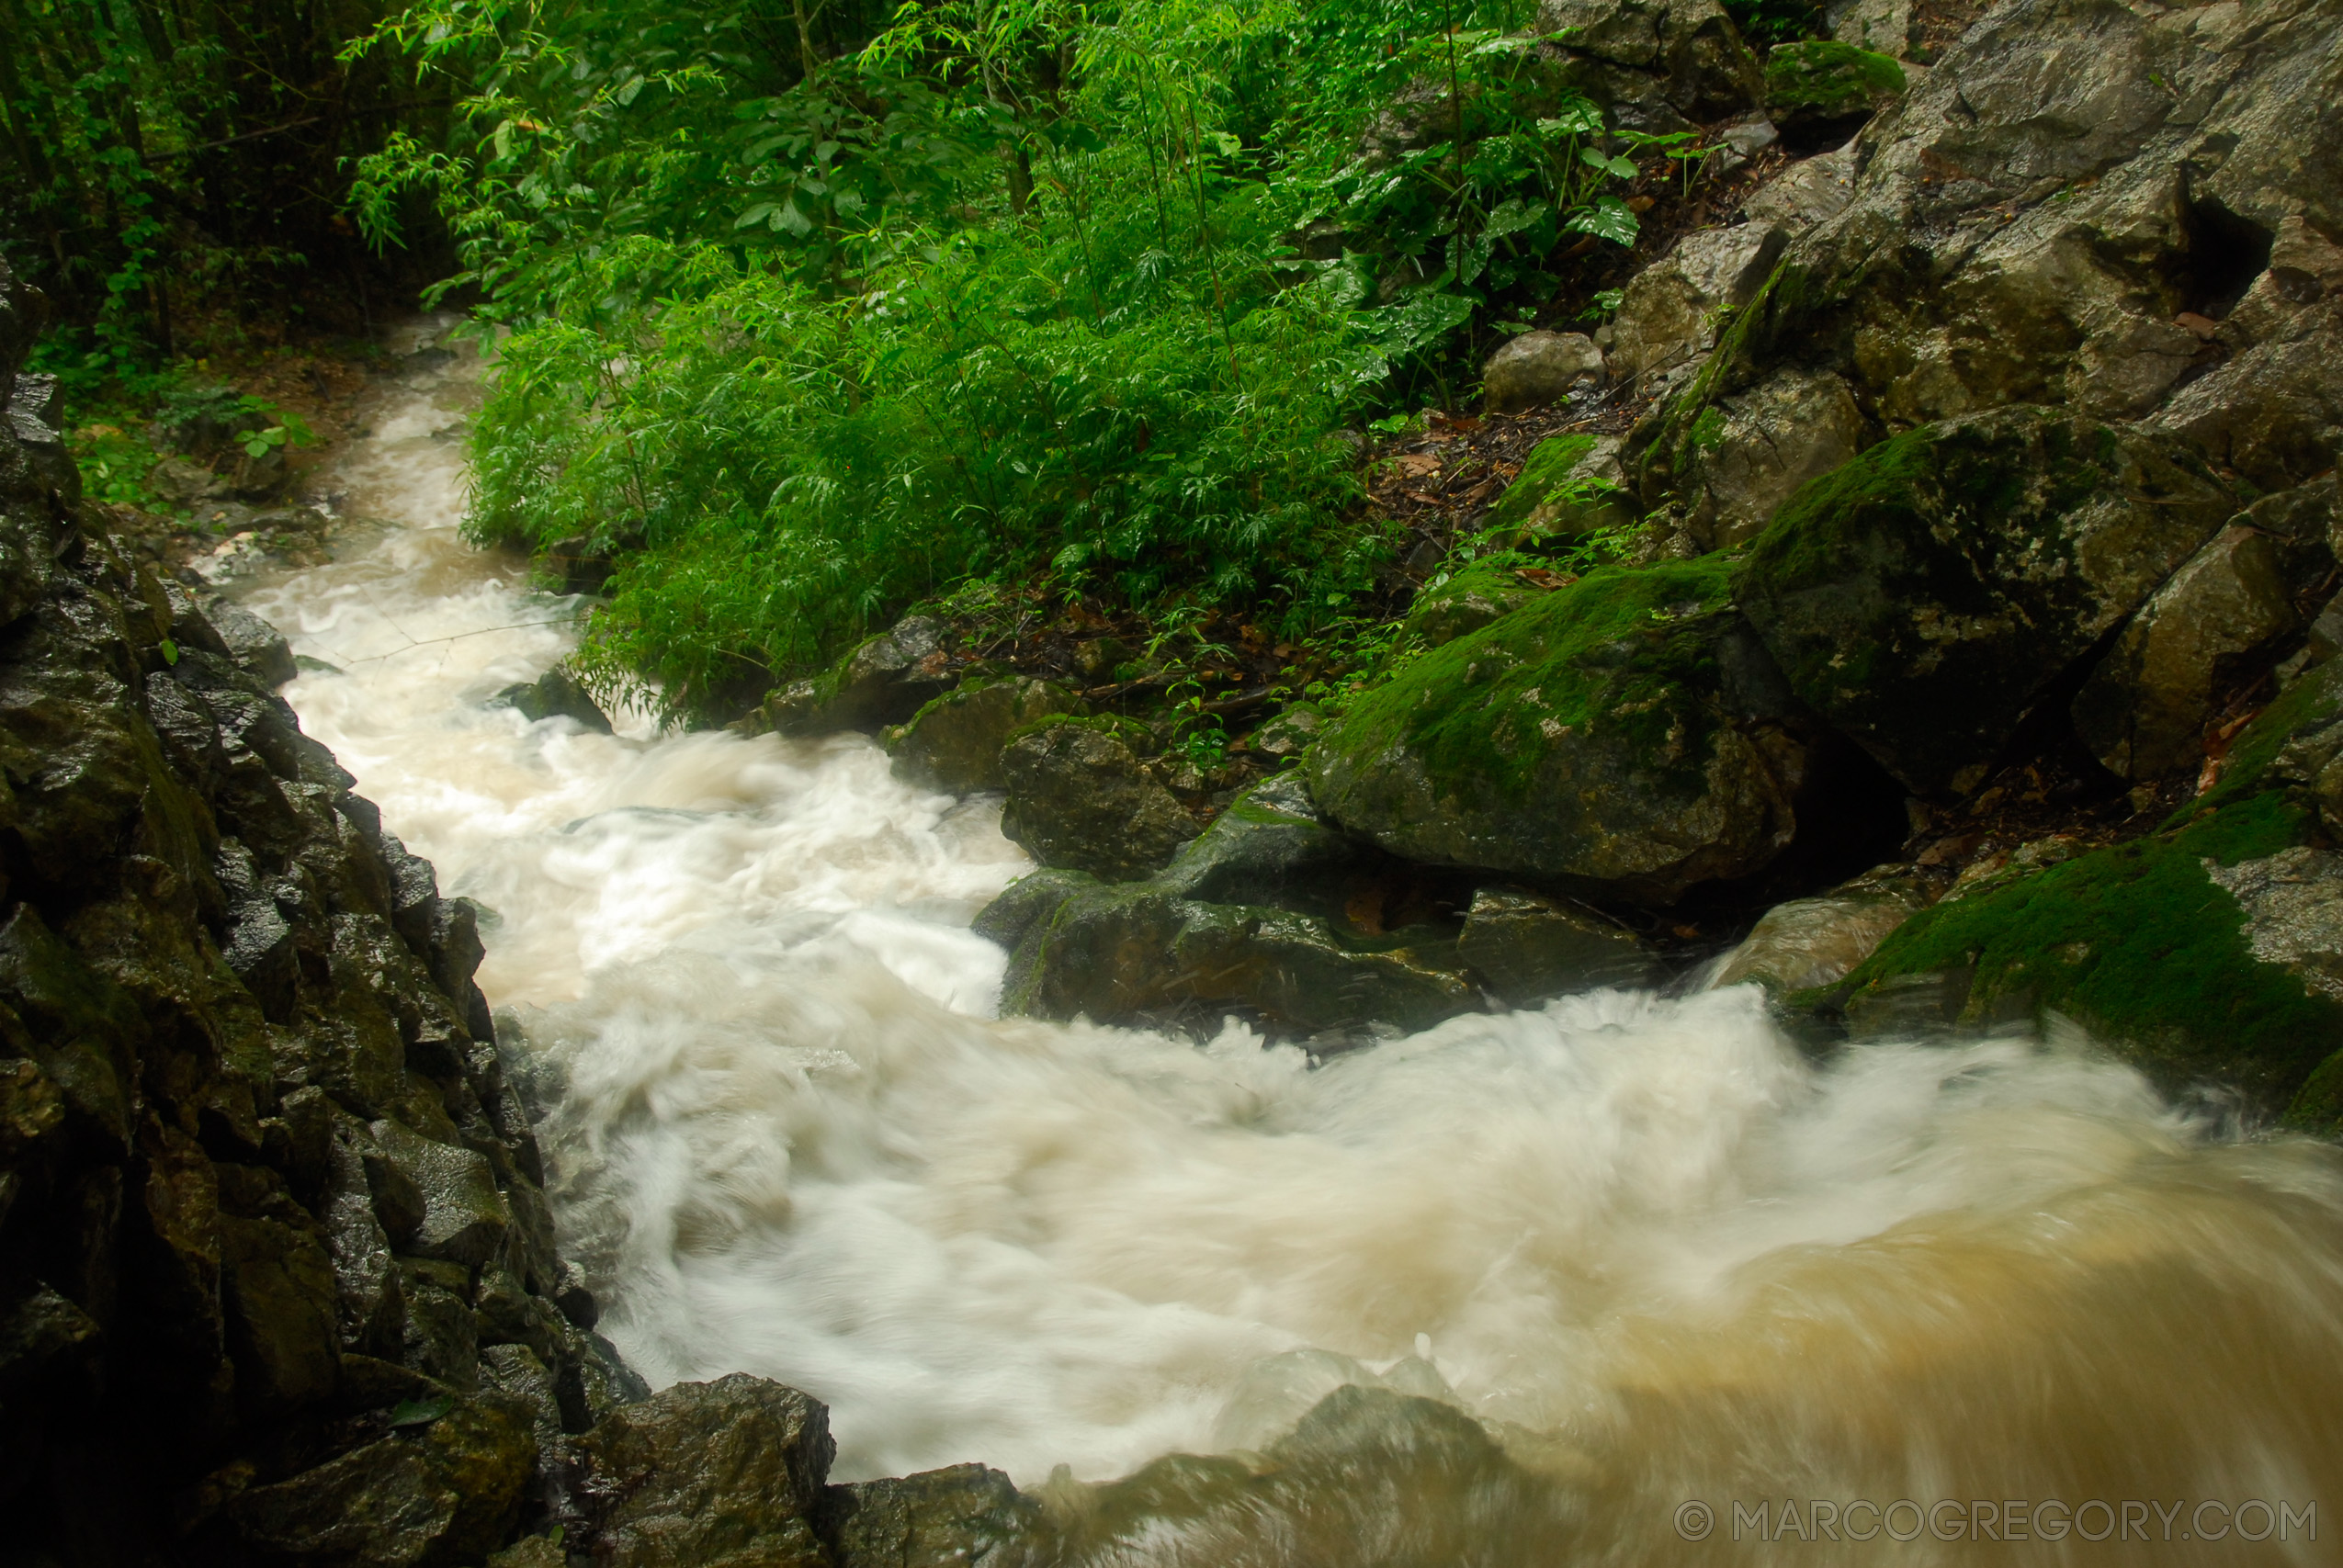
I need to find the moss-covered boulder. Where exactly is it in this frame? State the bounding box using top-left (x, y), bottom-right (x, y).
top-left (885, 675), bottom-right (1085, 793)
top-left (1483, 432), bottom-right (1630, 539)
top-left (747, 615), bottom-right (956, 738)
top-left (1403, 563), bottom-right (1541, 649)
top-left (1309, 558), bottom-right (1813, 905)
top-left (1825, 663), bottom-right (2343, 1129)
top-left (1734, 406), bottom-right (2238, 796)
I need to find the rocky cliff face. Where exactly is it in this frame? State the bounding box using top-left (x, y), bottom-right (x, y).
top-left (0, 262), bottom-right (640, 1561)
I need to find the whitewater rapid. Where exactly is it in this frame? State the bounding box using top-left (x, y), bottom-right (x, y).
top-left (231, 325), bottom-right (2343, 1562)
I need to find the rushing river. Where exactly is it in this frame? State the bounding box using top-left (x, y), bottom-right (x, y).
top-left (227, 326), bottom-right (2343, 1562)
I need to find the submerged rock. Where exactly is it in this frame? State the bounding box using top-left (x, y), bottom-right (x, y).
top-left (1733, 405), bottom-right (2237, 796)
top-left (988, 775), bottom-right (1677, 1036)
top-left (1310, 558), bottom-right (1814, 904)
top-left (496, 665), bottom-right (612, 732)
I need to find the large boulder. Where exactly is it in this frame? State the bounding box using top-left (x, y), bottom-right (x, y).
top-left (885, 675), bottom-right (1085, 793)
top-left (1675, 367), bottom-right (1869, 548)
top-left (1733, 405), bottom-right (2238, 796)
top-left (1534, 0), bottom-right (1767, 127)
top-left (999, 718), bottom-right (1199, 881)
top-left (575, 1373), bottom-right (835, 1568)
top-left (1403, 563), bottom-right (1542, 649)
top-left (1310, 558), bottom-right (1816, 904)
top-left (1760, 39), bottom-right (1906, 138)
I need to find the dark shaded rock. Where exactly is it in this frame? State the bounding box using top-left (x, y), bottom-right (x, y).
top-left (752, 616), bottom-right (956, 738)
top-left (541, 536), bottom-right (614, 597)
top-left (207, 596), bottom-right (300, 689)
top-left (225, 1392), bottom-right (539, 1567)
top-left (1824, 663), bottom-right (2343, 1127)
top-left (823, 1463), bottom-right (1043, 1568)
top-left (368, 1118), bottom-right (511, 1269)
top-left (886, 676), bottom-right (1085, 793)
top-left (1000, 718), bottom-right (1199, 881)
top-left (1734, 406), bottom-right (2237, 796)
top-left (495, 666), bottom-right (611, 733)
top-left (1312, 558), bottom-right (1814, 904)
top-left (575, 1373), bottom-right (835, 1568)
top-left (1456, 887), bottom-right (1663, 1004)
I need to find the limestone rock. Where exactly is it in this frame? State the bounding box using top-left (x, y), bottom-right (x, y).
top-left (886, 676), bottom-right (1085, 793)
top-left (226, 1392), bottom-right (539, 1567)
top-left (1708, 865), bottom-right (1931, 992)
top-left (1609, 222), bottom-right (1786, 381)
top-left (1310, 558), bottom-right (1813, 904)
top-left (1638, 0), bottom-right (2343, 506)
top-left (576, 1373), bottom-right (835, 1568)
top-left (1456, 887), bottom-right (1663, 1004)
top-left (1740, 143), bottom-right (1857, 235)
top-left (1481, 331), bottom-right (1604, 414)
top-left (823, 1463), bottom-right (1044, 1568)
top-left (1734, 405), bottom-right (2238, 796)
top-left (1680, 368), bottom-right (1867, 548)
top-left (2073, 525), bottom-right (2303, 782)
top-left (1000, 719), bottom-right (1198, 881)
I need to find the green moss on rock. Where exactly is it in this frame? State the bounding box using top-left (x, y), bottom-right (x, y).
top-left (1839, 789), bottom-right (2343, 1128)
top-left (1763, 39), bottom-right (1906, 117)
top-left (1311, 558), bottom-right (1810, 902)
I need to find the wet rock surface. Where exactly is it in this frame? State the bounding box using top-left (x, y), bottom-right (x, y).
top-left (1000, 717), bottom-right (1202, 881)
top-left (1309, 558), bottom-right (1817, 904)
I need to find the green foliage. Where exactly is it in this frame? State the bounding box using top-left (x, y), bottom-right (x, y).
top-left (350, 0), bottom-right (1666, 716)
top-left (1762, 39), bottom-right (1906, 114)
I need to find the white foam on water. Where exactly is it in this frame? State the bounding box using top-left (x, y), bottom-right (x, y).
top-left (242, 326), bottom-right (2343, 1561)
